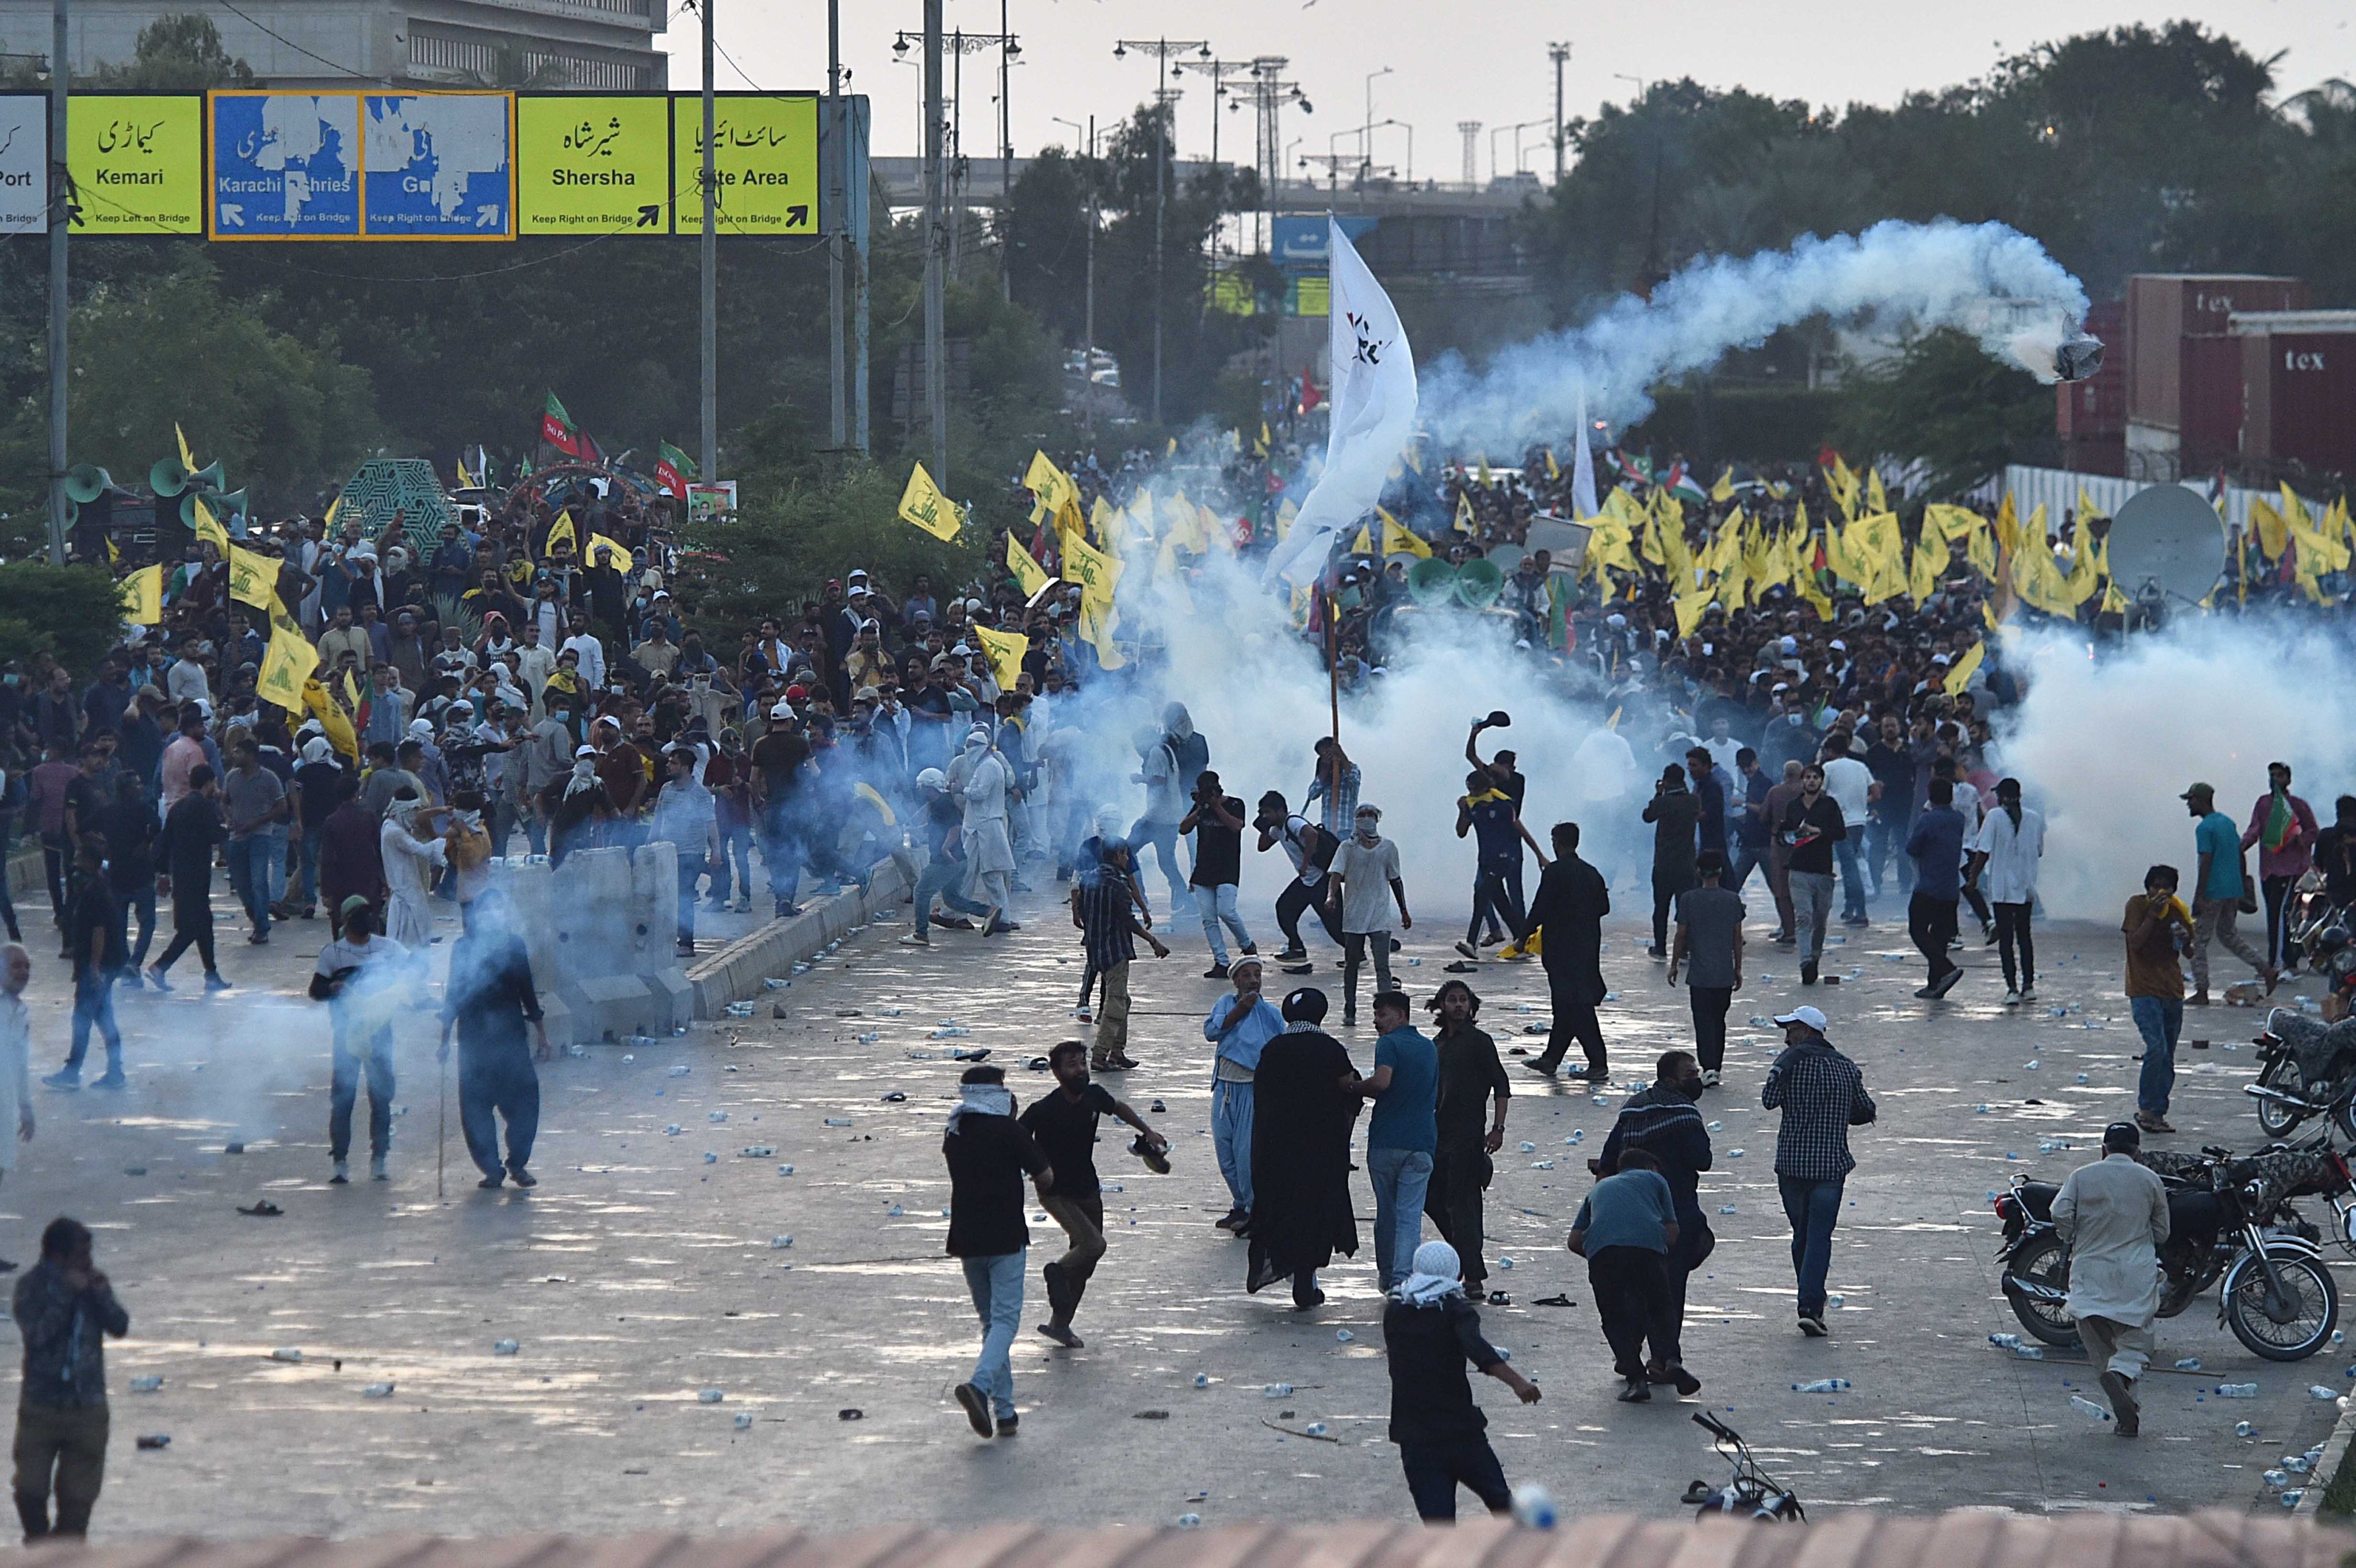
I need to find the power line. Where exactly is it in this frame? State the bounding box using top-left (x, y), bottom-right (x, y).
top-left (213, 0), bottom-right (378, 82)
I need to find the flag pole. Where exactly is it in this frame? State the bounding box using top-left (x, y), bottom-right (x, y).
top-left (1325, 584), bottom-right (1340, 747)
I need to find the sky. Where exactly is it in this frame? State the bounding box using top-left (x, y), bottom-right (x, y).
top-left (667, 1), bottom-right (2353, 174)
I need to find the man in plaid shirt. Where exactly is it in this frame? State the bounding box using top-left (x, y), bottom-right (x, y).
top-left (1761, 1005), bottom-right (1875, 1337)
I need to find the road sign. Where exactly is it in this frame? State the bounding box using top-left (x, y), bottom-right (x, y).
top-left (517, 94), bottom-right (669, 235)
top-left (70, 94), bottom-right (203, 234)
top-left (672, 93), bottom-right (818, 235)
top-left (208, 91), bottom-right (361, 239)
top-left (0, 94), bottom-right (42, 235)
top-left (362, 91), bottom-right (514, 240)
top-left (1271, 214), bottom-right (1376, 266)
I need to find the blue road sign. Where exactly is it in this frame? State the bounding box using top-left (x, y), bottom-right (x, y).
top-left (362, 93), bottom-right (514, 239)
top-left (209, 92), bottom-right (361, 239)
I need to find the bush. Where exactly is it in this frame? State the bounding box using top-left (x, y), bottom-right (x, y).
top-left (0, 561), bottom-right (137, 677)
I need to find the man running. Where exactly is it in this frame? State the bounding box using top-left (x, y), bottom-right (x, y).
top-left (1455, 770), bottom-right (1543, 961)
top-left (1525, 822), bottom-right (1611, 1081)
top-left (1020, 1042), bottom-right (1167, 1348)
top-left (1256, 791), bottom-right (1343, 972)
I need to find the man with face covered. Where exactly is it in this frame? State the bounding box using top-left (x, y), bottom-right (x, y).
top-left (1329, 804), bottom-right (1410, 1030)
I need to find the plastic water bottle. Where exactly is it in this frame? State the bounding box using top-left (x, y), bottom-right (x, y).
top-left (698, 1389), bottom-right (724, 1403)
top-left (2236, 1421), bottom-right (2258, 1437)
top-left (1304, 1421), bottom-right (1328, 1436)
top-left (733, 1412), bottom-right (754, 1429)
top-left (777, 1164), bottom-right (795, 1176)
top-left (708, 1111), bottom-right (728, 1123)
top-left (492, 1339), bottom-right (519, 1356)
top-left (2174, 1357), bottom-right (2202, 1371)
top-left (2310, 1385), bottom-right (2339, 1400)
top-left (2071, 1395), bottom-right (2113, 1424)
top-left (1262, 1383), bottom-right (1293, 1398)
top-left (769, 1236), bottom-right (793, 1249)
top-left (1192, 1374), bottom-right (1210, 1388)
top-left (1497, 1256), bottom-right (1515, 1270)
top-left (1719, 1204), bottom-right (1738, 1215)
top-left (1988, 1333), bottom-right (2021, 1349)
top-left (129, 1375), bottom-right (163, 1393)
top-left (1792, 1378), bottom-right (1849, 1393)
top-left (1176, 1514), bottom-right (1202, 1529)
top-left (2216, 1382), bottom-right (2261, 1398)
top-left (1510, 1481), bottom-right (1559, 1530)
top-left (363, 1382), bottom-right (394, 1398)
top-left (1518, 1141), bottom-right (1537, 1153)
top-left (2265, 1468), bottom-right (2291, 1488)
top-left (823, 1117), bottom-right (853, 1127)
top-left (270, 1348), bottom-right (304, 1363)
top-left (2281, 1490), bottom-right (2305, 1509)
top-left (2013, 1344), bottom-right (2045, 1360)
top-left (703, 1152), bottom-right (719, 1164)
top-left (1335, 1329), bottom-right (1354, 1343)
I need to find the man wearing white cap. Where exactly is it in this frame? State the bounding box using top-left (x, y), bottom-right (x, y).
top-left (1761, 1005), bottom-right (1874, 1337)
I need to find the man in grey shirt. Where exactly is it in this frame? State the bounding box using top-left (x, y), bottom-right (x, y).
top-left (221, 737), bottom-right (286, 944)
top-left (1329, 804), bottom-right (1411, 1030)
top-left (1667, 850), bottom-right (1745, 1087)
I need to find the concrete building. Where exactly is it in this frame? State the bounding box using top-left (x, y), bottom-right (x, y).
top-left (0, 0), bottom-right (667, 91)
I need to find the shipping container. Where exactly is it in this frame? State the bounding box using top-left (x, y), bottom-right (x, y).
top-left (2180, 336), bottom-right (2246, 471)
top-left (2056, 299), bottom-right (2126, 440)
top-left (2124, 274), bottom-right (2308, 430)
top-left (2235, 311), bottom-right (2356, 474)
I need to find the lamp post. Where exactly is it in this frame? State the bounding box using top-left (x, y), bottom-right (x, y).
top-left (1548, 41), bottom-right (1571, 183)
top-left (44, 0), bottom-right (67, 564)
top-left (1049, 114), bottom-right (1097, 384)
top-left (1361, 65), bottom-right (1391, 182)
top-left (1112, 37), bottom-right (1211, 424)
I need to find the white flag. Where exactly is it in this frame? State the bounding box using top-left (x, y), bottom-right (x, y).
top-left (1264, 219), bottom-right (1418, 587)
top-left (1570, 369), bottom-right (1599, 521)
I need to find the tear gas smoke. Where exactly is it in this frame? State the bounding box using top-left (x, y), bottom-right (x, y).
top-left (1417, 218), bottom-right (2093, 454)
top-left (1995, 621), bottom-right (2356, 920)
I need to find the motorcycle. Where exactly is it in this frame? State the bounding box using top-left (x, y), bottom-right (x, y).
top-left (1680, 1412), bottom-right (1803, 1522)
top-left (2248, 1002), bottom-right (2356, 1140)
top-left (1994, 1139), bottom-right (2347, 1362)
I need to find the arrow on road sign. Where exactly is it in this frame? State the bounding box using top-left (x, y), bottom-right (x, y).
top-left (786, 204), bottom-right (809, 227)
top-left (636, 204), bottom-right (659, 228)
top-left (219, 204), bottom-right (244, 228)
top-left (476, 205), bottom-right (499, 228)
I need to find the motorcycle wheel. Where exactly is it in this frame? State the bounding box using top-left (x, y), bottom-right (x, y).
top-left (2223, 1248), bottom-right (2338, 1362)
top-left (2255, 1056), bottom-right (2309, 1138)
top-left (2002, 1232), bottom-right (2083, 1348)
top-left (2335, 1088), bottom-right (2356, 1146)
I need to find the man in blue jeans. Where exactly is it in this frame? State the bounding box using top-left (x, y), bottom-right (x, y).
top-left (1761, 1005), bottom-right (1875, 1337)
top-left (942, 1064), bottom-right (1053, 1437)
top-left (1359, 990), bottom-right (1439, 1289)
top-left (2123, 865), bottom-right (2196, 1134)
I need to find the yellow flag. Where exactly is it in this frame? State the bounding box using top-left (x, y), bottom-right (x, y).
top-left (1910, 536), bottom-right (1942, 602)
top-left (1005, 533), bottom-right (1051, 598)
top-left (2248, 498), bottom-right (2288, 563)
top-left (1475, 454), bottom-right (1494, 488)
top-left (1088, 495), bottom-right (1117, 544)
top-left (2062, 521), bottom-right (2102, 606)
top-left (1866, 469), bottom-right (1888, 514)
top-left (1350, 523), bottom-right (1374, 556)
top-left (588, 534), bottom-right (634, 575)
top-left (1024, 449), bottom-right (1078, 524)
top-left (1380, 507), bottom-right (1431, 560)
top-left (1544, 448), bottom-right (1559, 480)
top-left (1061, 528), bottom-right (1121, 607)
top-left (119, 565), bottom-right (164, 626)
top-left (544, 510), bottom-right (577, 556)
top-left (1944, 640), bottom-right (1986, 695)
top-left (227, 543), bottom-right (277, 610)
top-left (1993, 494), bottom-right (2021, 559)
top-left (1967, 521), bottom-right (1998, 581)
top-left (1710, 467), bottom-right (1735, 503)
top-left (1673, 584), bottom-right (1715, 638)
top-left (175, 421), bottom-right (197, 472)
top-left (323, 492), bottom-right (342, 527)
top-left (1275, 498), bottom-right (1298, 541)
top-left (1454, 491), bottom-right (1477, 536)
top-left (189, 494), bottom-right (231, 555)
top-left (1078, 595), bottom-right (1126, 670)
top-left (256, 608), bottom-right (320, 712)
top-left (970, 623), bottom-right (1029, 690)
top-left (898, 462), bottom-right (964, 542)
top-left (1166, 437), bottom-right (1178, 458)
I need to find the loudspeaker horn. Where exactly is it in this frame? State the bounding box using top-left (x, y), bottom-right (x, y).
top-left (1406, 557), bottom-right (1460, 606)
top-left (63, 465), bottom-right (112, 504)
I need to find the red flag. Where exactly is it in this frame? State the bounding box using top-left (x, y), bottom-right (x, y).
top-left (541, 393), bottom-right (581, 458)
top-left (1299, 366), bottom-right (1323, 413)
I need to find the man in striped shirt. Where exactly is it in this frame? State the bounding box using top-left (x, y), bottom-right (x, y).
top-left (1761, 1005), bottom-right (1875, 1337)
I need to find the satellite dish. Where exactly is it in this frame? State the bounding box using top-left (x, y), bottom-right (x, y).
top-left (2106, 485), bottom-right (2225, 607)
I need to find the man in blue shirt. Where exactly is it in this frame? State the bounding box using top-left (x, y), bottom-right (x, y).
top-left (1204, 957), bottom-right (1283, 1234)
top-left (1359, 990), bottom-right (1439, 1288)
top-left (1567, 1149), bottom-right (1680, 1402)
top-left (2183, 780), bottom-right (2275, 1003)
top-left (1905, 777), bottom-right (1968, 1000)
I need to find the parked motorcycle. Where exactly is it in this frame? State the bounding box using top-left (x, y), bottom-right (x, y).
top-left (1994, 1139), bottom-right (2347, 1362)
top-left (2248, 1004), bottom-right (2356, 1139)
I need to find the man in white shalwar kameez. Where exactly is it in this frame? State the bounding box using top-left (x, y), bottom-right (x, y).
top-left (2051, 1120), bottom-right (2170, 1436)
top-left (380, 796), bottom-right (449, 949)
top-left (955, 728), bottom-right (1018, 936)
top-left (0, 944), bottom-right (37, 1268)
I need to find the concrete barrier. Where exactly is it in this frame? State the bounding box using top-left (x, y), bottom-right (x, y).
top-left (491, 841), bottom-right (691, 1046)
top-left (685, 847), bottom-right (923, 1020)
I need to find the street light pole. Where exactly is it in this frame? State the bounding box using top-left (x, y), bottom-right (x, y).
top-left (45, 0), bottom-right (67, 564)
top-left (923, 0), bottom-right (947, 484)
top-left (1114, 37), bottom-right (1211, 426)
top-left (698, 0), bottom-right (716, 487)
top-left (1548, 41), bottom-right (1570, 183)
top-left (827, 0), bottom-right (844, 452)
top-left (1362, 65), bottom-right (1390, 182)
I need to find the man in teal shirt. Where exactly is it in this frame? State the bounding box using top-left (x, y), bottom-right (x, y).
top-left (2183, 781), bottom-right (2274, 1004)
top-left (1359, 990), bottom-right (1439, 1288)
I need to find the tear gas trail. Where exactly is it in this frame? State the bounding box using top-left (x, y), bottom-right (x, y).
top-left (1418, 218), bottom-right (2091, 454)
top-left (1995, 621), bottom-right (2356, 921)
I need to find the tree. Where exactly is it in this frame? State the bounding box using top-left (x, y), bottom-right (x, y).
top-left (92, 14), bottom-right (254, 89)
top-left (0, 563), bottom-right (137, 674)
top-left (1832, 328), bottom-right (2053, 497)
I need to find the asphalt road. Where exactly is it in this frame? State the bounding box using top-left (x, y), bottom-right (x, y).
top-left (0, 870), bottom-right (2340, 1536)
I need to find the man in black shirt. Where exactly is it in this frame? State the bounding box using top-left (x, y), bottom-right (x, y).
top-left (1382, 1237), bottom-right (1540, 1521)
top-left (1526, 822), bottom-right (1612, 1081)
top-left (1779, 762), bottom-right (1847, 985)
top-left (1642, 764), bottom-right (1700, 959)
top-left (1862, 714), bottom-right (1917, 899)
top-left (2316, 795), bottom-right (2356, 915)
top-left (1179, 771), bottom-right (1256, 978)
top-left (748, 705), bottom-right (811, 917)
top-left (148, 766), bottom-right (229, 993)
top-left (51, 839), bottom-right (125, 1091)
top-left (942, 1065), bottom-right (1053, 1437)
top-left (12, 1217), bottom-right (130, 1540)
top-left (1018, 1042), bottom-right (1166, 1348)
top-left (439, 898), bottom-right (550, 1190)
top-left (1423, 981), bottom-right (1510, 1301)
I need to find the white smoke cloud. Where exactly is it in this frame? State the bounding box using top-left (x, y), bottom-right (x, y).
top-left (1418, 218), bottom-right (2091, 453)
top-left (1995, 621), bottom-right (2356, 921)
